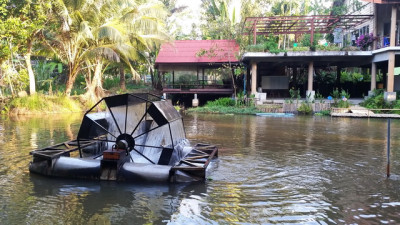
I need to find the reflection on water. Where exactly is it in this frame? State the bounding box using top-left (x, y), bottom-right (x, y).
top-left (1, 113), bottom-right (400, 224)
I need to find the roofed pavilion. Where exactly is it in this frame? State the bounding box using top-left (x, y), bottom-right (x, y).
top-left (155, 40), bottom-right (240, 95)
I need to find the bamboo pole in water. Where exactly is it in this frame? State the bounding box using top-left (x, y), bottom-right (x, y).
top-left (387, 118), bottom-right (391, 178)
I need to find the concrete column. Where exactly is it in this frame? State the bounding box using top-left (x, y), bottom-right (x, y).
top-left (385, 5), bottom-right (397, 102)
top-left (387, 51), bottom-right (395, 92)
top-left (251, 62), bottom-right (257, 95)
top-left (368, 63), bottom-right (377, 97)
top-left (373, 3), bottom-right (378, 50)
top-left (192, 93), bottom-right (199, 107)
top-left (307, 61), bottom-right (315, 101)
top-left (391, 5), bottom-right (397, 47)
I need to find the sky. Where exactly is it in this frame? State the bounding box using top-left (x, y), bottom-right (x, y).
top-left (174, 0), bottom-right (203, 35)
top-left (171, 0), bottom-right (334, 36)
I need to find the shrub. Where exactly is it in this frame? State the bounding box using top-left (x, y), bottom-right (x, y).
top-left (298, 102), bottom-right (312, 115)
top-left (206, 97), bottom-right (235, 107)
top-left (331, 89), bottom-right (350, 108)
top-left (8, 94), bottom-right (82, 114)
top-left (318, 110), bottom-right (331, 116)
top-left (290, 46), bottom-right (310, 51)
top-left (104, 76), bottom-right (120, 89)
top-left (316, 45), bottom-right (341, 51)
top-left (360, 90), bottom-right (392, 110)
top-left (245, 44), bottom-right (265, 52)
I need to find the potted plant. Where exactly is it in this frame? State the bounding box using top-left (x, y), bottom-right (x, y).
top-left (356, 33), bottom-right (376, 51)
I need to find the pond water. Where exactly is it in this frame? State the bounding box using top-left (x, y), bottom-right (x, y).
top-left (1, 113), bottom-right (400, 224)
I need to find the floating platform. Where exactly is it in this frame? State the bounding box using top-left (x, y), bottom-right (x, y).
top-left (29, 93), bottom-right (218, 182)
top-left (256, 113), bottom-right (295, 117)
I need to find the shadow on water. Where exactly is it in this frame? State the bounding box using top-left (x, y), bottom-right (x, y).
top-left (28, 174), bottom-right (207, 224)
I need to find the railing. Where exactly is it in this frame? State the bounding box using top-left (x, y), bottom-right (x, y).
top-left (163, 80), bottom-right (232, 90)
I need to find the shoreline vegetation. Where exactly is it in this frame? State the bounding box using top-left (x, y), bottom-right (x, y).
top-left (2, 94), bottom-right (85, 115)
top-left (188, 105), bottom-right (263, 115)
top-left (187, 97), bottom-right (263, 115)
top-left (0, 85), bottom-right (155, 115)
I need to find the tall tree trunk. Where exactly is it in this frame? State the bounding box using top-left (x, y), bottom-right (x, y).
top-left (65, 62), bottom-right (80, 96)
top-left (119, 64), bottom-right (126, 91)
top-left (84, 60), bottom-right (104, 103)
top-left (231, 68), bottom-right (237, 97)
top-left (25, 38), bottom-right (36, 95)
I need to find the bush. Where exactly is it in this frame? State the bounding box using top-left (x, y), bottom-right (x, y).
top-left (104, 76), bottom-right (120, 89)
top-left (318, 110), bottom-right (331, 116)
top-left (298, 102), bottom-right (312, 115)
top-left (290, 46), bottom-right (310, 51)
top-left (316, 45), bottom-right (341, 51)
top-left (8, 94), bottom-right (82, 114)
top-left (331, 89), bottom-right (350, 108)
top-left (188, 105), bottom-right (262, 115)
top-left (206, 97), bottom-right (235, 107)
top-left (360, 89), bottom-right (392, 110)
top-left (245, 44), bottom-right (265, 52)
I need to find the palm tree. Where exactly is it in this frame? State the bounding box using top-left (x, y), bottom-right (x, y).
top-left (44, 0), bottom-right (169, 97)
top-left (81, 0), bottom-right (169, 101)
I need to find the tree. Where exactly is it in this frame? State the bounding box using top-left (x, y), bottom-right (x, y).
top-left (0, 0), bottom-right (50, 95)
top-left (43, 0), bottom-right (169, 97)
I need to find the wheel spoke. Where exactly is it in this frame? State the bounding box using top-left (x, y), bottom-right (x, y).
top-left (136, 144), bottom-right (163, 149)
top-left (130, 113), bottom-right (146, 136)
top-left (107, 104), bottom-right (123, 135)
top-left (132, 125), bottom-right (161, 140)
top-left (89, 119), bottom-right (118, 139)
top-left (131, 147), bottom-right (156, 164)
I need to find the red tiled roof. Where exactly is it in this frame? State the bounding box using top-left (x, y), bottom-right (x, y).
top-left (155, 40), bottom-right (240, 64)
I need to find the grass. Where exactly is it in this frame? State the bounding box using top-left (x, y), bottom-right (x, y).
top-left (188, 105), bottom-right (263, 115)
top-left (6, 94), bottom-right (83, 115)
top-left (314, 110), bottom-right (331, 116)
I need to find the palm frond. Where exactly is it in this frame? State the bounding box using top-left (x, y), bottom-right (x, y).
top-left (96, 23), bottom-right (125, 43)
top-left (84, 46), bottom-right (120, 62)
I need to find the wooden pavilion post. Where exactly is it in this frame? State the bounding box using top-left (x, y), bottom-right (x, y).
top-left (251, 62), bottom-right (257, 95)
top-left (373, 3), bottom-right (378, 50)
top-left (253, 19), bottom-right (257, 45)
top-left (310, 18), bottom-right (315, 48)
top-left (385, 5), bottom-right (397, 102)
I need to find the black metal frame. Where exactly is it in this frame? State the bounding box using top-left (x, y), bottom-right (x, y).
top-left (76, 93), bottom-right (182, 165)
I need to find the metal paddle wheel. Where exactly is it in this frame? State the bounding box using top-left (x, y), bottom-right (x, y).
top-left (29, 93), bottom-right (218, 182)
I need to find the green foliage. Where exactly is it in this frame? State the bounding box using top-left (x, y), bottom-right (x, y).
top-left (245, 44), bottom-right (265, 52)
top-left (315, 110), bottom-right (331, 116)
top-left (8, 94), bottom-right (82, 114)
top-left (331, 89), bottom-right (350, 108)
top-left (315, 92), bottom-right (325, 103)
top-left (300, 33), bottom-right (321, 48)
top-left (188, 105), bottom-right (262, 115)
top-left (315, 45), bottom-right (341, 51)
top-left (289, 88), bottom-right (300, 99)
top-left (290, 46), bottom-right (310, 51)
top-left (286, 88), bottom-right (300, 103)
top-left (103, 76), bottom-right (120, 90)
top-left (245, 35), bottom-right (284, 54)
top-left (0, 63), bottom-right (29, 95)
top-left (297, 102), bottom-right (312, 115)
top-left (360, 89), bottom-right (393, 111)
top-left (205, 97), bottom-right (235, 107)
top-left (337, 99), bottom-right (350, 108)
top-left (340, 70), bottom-right (367, 83)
